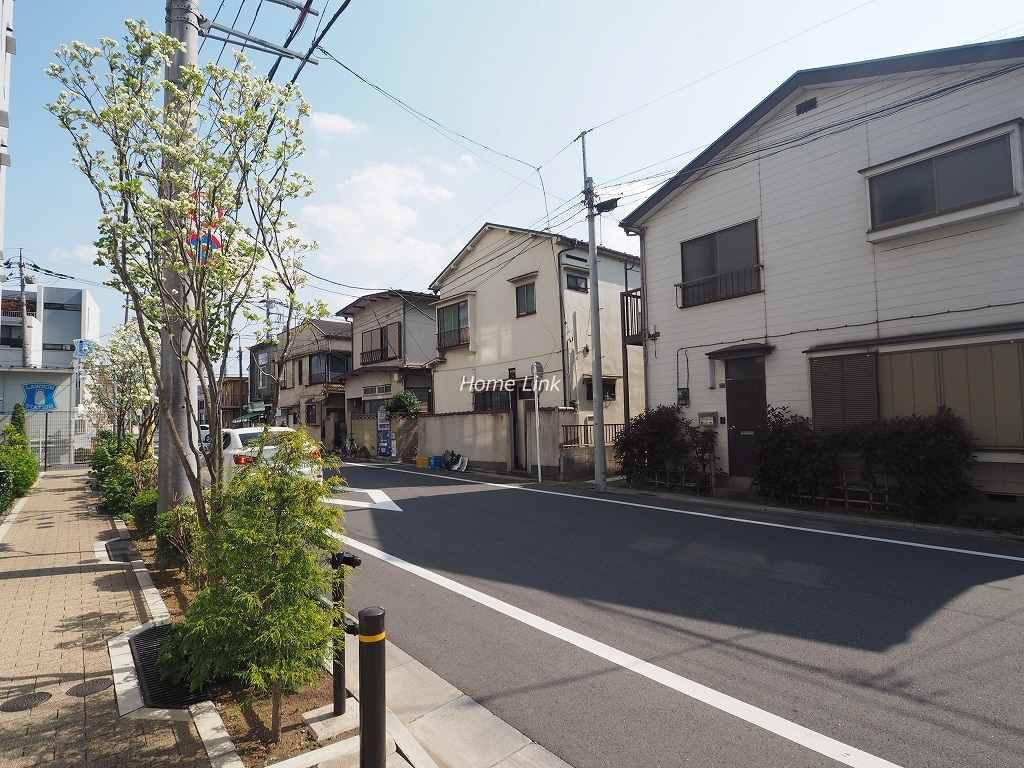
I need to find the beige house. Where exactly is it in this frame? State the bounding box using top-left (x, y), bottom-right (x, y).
top-left (338, 290), bottom-right (436, 447)
top-left (276, 318), bottom-right (352, 448)
top-left (429, 223), bottom-right (643, 472)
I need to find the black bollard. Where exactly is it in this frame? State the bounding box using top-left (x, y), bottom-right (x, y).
top-left (358, 606), bottom-right (386, 768)
top-left (330, 551), bottom-right (361, 716)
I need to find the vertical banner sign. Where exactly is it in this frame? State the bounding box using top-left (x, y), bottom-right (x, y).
top-left (376, 405), bottom-right (391, 458)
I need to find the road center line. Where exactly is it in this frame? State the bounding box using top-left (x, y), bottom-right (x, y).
top-left (382, 467), bottom-right (1024, 563)
top-left (344, 535), bottom-right (903, 768)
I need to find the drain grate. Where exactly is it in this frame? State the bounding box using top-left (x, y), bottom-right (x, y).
top-left (1, 691), bottom-right (53, 712)
top-left (105, 539), bottom-right (141, 562)
top-left (66, 679), bottom-right (112, 697)
top-left (129, 624), bottom-right (208, 709)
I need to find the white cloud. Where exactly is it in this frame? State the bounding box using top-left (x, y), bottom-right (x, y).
top-left (310, 111), bottom-right (370, 137)
top-left (298, 163), bottom-right (455, 295)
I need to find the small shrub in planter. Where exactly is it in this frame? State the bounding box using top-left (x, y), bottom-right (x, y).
top-left (130, 488), bottom-right (159, 533)
top-left (155, 502), bottom-right (203, 571)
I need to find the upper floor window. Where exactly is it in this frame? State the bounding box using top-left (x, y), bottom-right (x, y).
top-left (310, 352), bottom-right (353, 384)
top-left (516, 283), bottom-right (536, 316)
top-left (438, 300), bottom-right (469, 350)
top-left (870, 135), bottom-right (1013, 229)
top-left (863, 122), bottom-right (1022, 242)
top-left (677, 220), bottom-right (760, 308)
top-left (566, 274), bottom-right (588, 292)
top-left (361, 323), bottom-right (401, 365)
top-left (584, 377), bottom-right (617, 401)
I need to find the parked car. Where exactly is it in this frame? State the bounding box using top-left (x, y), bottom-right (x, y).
top-left (219, 426), bottom-right (323, 480)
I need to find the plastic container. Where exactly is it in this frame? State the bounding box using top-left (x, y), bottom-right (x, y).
top-left (427, 456), bottom-right (443, 469)
top-left (415, 456), bottom-right (429, 468)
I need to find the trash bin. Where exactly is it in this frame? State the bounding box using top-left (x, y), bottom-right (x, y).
top-left (427, 456), bottom-right (443, 469)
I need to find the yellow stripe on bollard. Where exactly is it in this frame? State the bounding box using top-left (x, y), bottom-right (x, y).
top-left (359, 631), bottom-right (386, 643)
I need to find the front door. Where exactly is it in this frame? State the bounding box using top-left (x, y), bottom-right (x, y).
top-left (725, 356), bottom-right (767, 477)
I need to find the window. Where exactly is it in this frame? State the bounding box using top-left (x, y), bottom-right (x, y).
top-left (305, 401), bottom-right (318, 425)
top-left (361, 323), bottom-right (401, 364)
top-left (298, 358), bottom-right (304, 385)
top-left (566, 274), bottom-right (588, 292)
top-left (516, 283), bottom-right (536, 316)
top-left (362, 384), bottom-right (392, 396)
top-left (43, 302), bottom-right (82, 311)
top-left (309, 352), bottom-right (351, 384)
top-left (474, 389), bottom-right (511, 412)
top-left (869, 135), bottom-right (1014, 230)
top-left (809, 354), bottom-right (878, 430)
top-left (677, 220), bottom-right (760, 308)
top-left (438, 300), bottom-right (469, 349)
top-left (584, 378), bottom-right (617, 401)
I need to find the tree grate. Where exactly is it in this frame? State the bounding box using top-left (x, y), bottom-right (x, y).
top-left (129, 624), bottom-right (208, 709)
top-left (1, 692), bottom-right (53, 712)
top-left (66, 679), bottom-right (112, 697)
top-left (105, 539), bottom-right (141, 562)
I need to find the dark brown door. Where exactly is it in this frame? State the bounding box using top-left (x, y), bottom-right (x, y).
top-left (725, 357), bottom-right (767, 477)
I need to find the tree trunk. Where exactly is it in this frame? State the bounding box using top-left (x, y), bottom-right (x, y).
top-left (271, 682), bottom-right (282, 743)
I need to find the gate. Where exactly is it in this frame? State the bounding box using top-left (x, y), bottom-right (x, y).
top-left (18, 411), bottom-right (97, 470)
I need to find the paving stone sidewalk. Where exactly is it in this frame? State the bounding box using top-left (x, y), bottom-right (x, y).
top-left (0, 470), bottom-right (207, 768)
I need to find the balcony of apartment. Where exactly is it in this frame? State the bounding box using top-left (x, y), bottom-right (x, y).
top-left (621, 288), bottom-right (643, 346)
top-left (437, 326), bottom-right (470, 351)
top-left (675, 265), bottom-right (761, 308)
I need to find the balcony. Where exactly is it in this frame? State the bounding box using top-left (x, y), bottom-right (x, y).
top-left (438, 326), bottom-right (470, 350)
top-left (675, 265), bottom-right (761, 308)
top-left (621, 288), bottom-right (643, 346)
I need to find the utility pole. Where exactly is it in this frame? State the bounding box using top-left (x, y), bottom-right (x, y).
top-left (158, 0), bottom-right (200, 515)
top-left (18, 248), bottom-right (28, 367)
top-left (579, 132), bottom-right (607, 492)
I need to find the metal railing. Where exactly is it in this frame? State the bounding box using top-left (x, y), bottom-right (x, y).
top-left (621, 288), bottom-right (643, 345)
top-left (675, 265), bottom-right (761, 308)
top-left (438, 326), bottom-right (470, 350)
top-left (561, 423), bottom-right (625, 446)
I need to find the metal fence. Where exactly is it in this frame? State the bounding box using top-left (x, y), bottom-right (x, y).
top-left (560, 423), bottom-right (624, 446)
top-left (0, 411), bottom-right (97, 470)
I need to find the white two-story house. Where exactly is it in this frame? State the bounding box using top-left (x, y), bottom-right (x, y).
top-left (621, 36), bottom-right (1024, 500)
top-left (430, 223), bottom-right (643, 471)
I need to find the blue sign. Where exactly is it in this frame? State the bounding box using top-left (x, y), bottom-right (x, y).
top-left (23, 383), bottom-right (58, 412)
top-left (73, 339), bottom-right (95, 359)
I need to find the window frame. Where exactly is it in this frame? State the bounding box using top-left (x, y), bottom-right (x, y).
top-left (566, 273), bottom-right (589, 293)
top-left (862, 121), bottom-right (1023, 242)
top-left (437, 300), bottom-right (470, 350)
top-left (676, 220), bottom-right (761, 308)
top-left (515, 282), bottom-right (536, 317)
top-left (584, 377), bottom-right (617, 401)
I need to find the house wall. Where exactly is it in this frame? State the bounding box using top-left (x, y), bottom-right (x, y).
top-left (640, 61), bottom-right (1024, 487)
top-left (417, 411), bottom-right (513, 473)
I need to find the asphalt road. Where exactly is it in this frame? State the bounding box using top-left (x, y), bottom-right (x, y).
top-left (330, 463), bottom-right (1024, 768)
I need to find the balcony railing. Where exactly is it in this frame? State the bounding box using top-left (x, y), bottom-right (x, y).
top-left (438, 326), bottom-right (470, 350)
top-left (675, 265), bottom-right (761, 308)
top-left (621, 288), bottom-right (643, 345)
top-left (1, 309), bottom-right (35, 319)
top-left (561, 423), bottom-right (624, 446)
top-left (361, 348), bottom-right (394, 365)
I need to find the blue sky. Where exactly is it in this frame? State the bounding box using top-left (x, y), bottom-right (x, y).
top-left (5, 0), bottom-right (1024, 349)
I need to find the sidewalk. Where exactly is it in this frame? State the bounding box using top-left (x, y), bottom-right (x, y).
top-left (0, 471), bottom-right (574, 768)
top-left (0, 470), bottom-right (208, 768)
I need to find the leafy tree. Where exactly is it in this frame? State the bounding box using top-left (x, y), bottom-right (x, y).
top-left (384, 389), bottom-right (422, 417)
top-left (10, 403), bottom-right (26, 437)
top-left (47, 20), bottom-right (326, 527)
top-left (159, 428), bottom-right (343, 743)
top-left (0, 424), bottom-right (40, 498)
top-left (82, 324), bottom-right (158, 460)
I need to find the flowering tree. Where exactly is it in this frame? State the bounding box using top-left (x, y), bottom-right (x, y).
top-left (47, 20), bottom-right (325, 526)
top-left (82, 324), bottom-right (158, 460)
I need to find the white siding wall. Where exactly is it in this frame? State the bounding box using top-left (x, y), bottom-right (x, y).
top-left (640, 62), bottom-right (1024, 472)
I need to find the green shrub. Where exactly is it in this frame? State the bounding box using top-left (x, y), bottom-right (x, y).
top-left (751, 404), bottom-right (977, 520)
top-left (155, 502), bottom-right (202, 570)
top-left (613, 405), bottom-right (717, 492)
top-left (0, 424), bottom-right (40, 497)
top-left (131, 488), bottom-right (159, 533)
top-left (10, 403), bottom-right (26, 436)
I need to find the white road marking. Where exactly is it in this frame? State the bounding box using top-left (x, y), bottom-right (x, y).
top-left (344, 535), bottom-right (904, 768)
top-left (382, 468), bottom-right (1024, 563)
top-left (325, 488), bottom-right (402, 512)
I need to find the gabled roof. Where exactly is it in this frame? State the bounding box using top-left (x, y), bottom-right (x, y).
top-left (308, 317), bottom-right (352, 338)
top-left (621, 35), bottom-right (1024, 230)
top-left (337, 289), bottom-right (437, 317)
top-left (430, 222), bottom-right (638, 292)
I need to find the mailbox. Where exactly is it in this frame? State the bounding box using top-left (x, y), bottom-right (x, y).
top-left (698, 411), bottom-right (718, 427)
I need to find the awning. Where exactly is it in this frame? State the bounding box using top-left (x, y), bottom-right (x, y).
top-left (706, 342), bottom-right (774, 360)
top-left (232, 410), bottom-right (268, 423)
